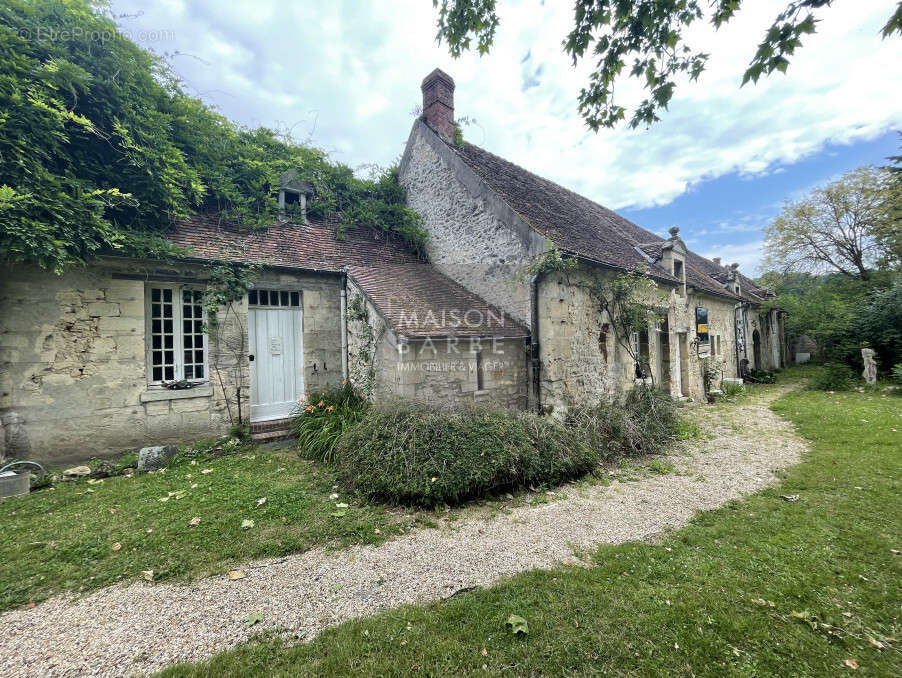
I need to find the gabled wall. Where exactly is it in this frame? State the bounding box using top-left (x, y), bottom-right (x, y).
top-left (399, 120), bottom-right (547, 325)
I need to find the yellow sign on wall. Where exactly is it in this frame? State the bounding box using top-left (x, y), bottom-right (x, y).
top-left (697, 323), bottom-right (708, 334)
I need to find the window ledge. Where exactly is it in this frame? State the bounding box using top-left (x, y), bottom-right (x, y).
top-left (140, 384), bottom-right (213, 402)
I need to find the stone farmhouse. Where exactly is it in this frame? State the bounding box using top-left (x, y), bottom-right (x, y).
top-left (0, 69), bottom-right (785, 464)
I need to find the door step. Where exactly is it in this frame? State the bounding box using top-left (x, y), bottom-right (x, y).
top-left (250, 418), bottom-right (294, 443)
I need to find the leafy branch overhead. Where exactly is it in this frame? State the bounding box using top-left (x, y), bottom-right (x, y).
top-left (433, 0), bottom-right (902, 130)
top-left (0, 0), bottom-right (426, 273)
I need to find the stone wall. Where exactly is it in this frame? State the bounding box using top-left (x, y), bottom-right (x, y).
top-left (535, 263), bottom-right (741, 413)
top-left (0, 260), bottom-right (343, 464)
top-left (399, 120), bottom-right (547, 324)
top-left (346, 278), bottom-right (528, 408)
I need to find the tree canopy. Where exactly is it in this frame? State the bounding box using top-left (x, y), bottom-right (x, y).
top-left (432, 0), bottom-right (902, 130)
top-left (763, 166), bottom-right (900, 280)
top-left (0, 0), bottom-right (426, 273)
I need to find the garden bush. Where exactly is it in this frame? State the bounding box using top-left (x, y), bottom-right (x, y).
top-left (892, 363), bottom-right (902, 385)
top-left (809, 363), bottom-right (856, 391)
top-left (333, 385), bottom-right (678, 507)
top-left (292, 382), bottom-right (368, 462)
top-left (567, 385), bottom-right (678, 459)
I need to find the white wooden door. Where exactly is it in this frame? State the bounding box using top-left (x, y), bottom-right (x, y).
top-left (249, 306), bottom-right (304, 422)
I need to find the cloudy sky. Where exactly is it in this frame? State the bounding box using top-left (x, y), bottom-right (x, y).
top-left (112, 0), bottom-right (902, 275)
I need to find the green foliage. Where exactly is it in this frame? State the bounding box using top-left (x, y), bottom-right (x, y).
top-left (525, 245), bottom-right (576, 277)
top-left (891, 363), bottom-right (902, 385)
top-left (0, 448), bottom-right (402, 612)
top-left (745, 368), bottom-right (776, 384)
top-left (292, 382), bottom-right (369, 463)
top-left (334, 401), bottom-right (598, 507)
top-left (763, 166), bottom-right (899, 280)
top-left (809, 363), bottom-right (856, 391)
top-left (158, 387), bottom-right (902, 678)
top-left (587, 266), bottom-right (666, 367)
top-left (720, 381), bottom-right (746, 399)
top-left (334, 384), bottom-right (678, 508)
top-left (432, 1), bottom-right (896, 130)
top-left (568, 385), bottom-right (678, 459)
top-left (701, 357), bottom-right (720, 393)
top-left (860, 278), bottom-right (902, 369)
top-left (0, 0), bottom-right (426, 273)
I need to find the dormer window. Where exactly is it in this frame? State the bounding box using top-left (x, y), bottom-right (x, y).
top-left (278, 171), bottom-right (315, 224)
top-left (673, 259), bottom-right (684, 281)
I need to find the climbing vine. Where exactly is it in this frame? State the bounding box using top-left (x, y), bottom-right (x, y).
top-left (526, 245), bottom-right (577, 277)
top-left (346, 293), bottom-right (381, 397)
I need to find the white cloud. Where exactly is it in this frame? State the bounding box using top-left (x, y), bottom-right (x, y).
top-left (112, 0), bottom-right (902, 214)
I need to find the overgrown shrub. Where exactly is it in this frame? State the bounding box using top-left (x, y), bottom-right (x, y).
top-left (745, 369), bottom-right (776, 384)
top-left (334, 402), bottom-right (603, 507)
top-left (721, 381), bottom-right (746, 399)
top-left (333, 385), bottom-right (679, 507)
top-left (893, 363), bottom-right (902, 385)
top-left (292, 382), bottom-right (368, 462)
top-left (567, 385), bottom-right (677, 459)
top-left (809, 363), bottom-right (856, 391)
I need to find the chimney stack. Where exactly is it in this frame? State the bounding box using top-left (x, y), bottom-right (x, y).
top-left (712, 257), bottom-right (721, 266)
top-left (421, 69), bottom-right (455, 139)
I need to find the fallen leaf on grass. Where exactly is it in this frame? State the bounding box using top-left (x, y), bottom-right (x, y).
top-left (241, 519), bottom-right (255, 529)
top-left (190, 483), bottom-right (198, 489)
top-left (189, 517), bottom-right (201, 527)
top-left (142, 570), bottom-right (154, 581)
top-left (844, 658), bottom-right (858, 670)
top-left (227, 570), bottom-right (246, 581)
top-left (329, 493), bottom-right (339, 500)
top-left (201, 469), bottom-right (213, 475)
top-left (330, 510), bottom-right (347, 518)
top-left (245, 612), bottom-right (264, 627)
top-left (256, 497), bottom-right (267, 507)
top-left (481, 648), bottom-right (488, 657)
top-left (505, 614), bottom-right (528, 636)
top-left (111, 542), bottom-right (121, 551)
top-left (780, 495), bottom-right (800, 502)
top-left (868, 636), bottom-right (885, 650)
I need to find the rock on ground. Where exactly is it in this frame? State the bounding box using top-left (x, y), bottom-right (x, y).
top-left (0, 387), bottom-right (806, 677)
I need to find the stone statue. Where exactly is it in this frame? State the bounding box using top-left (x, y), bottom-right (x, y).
top-left (861, 348), bottom-right (877, 384)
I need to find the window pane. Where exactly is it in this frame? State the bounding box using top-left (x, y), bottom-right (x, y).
top-left (183, 290), bottom-right (191, 303)
top-left (260, 291), bottom-right (268, 305)
top-left (153, 367), bottom-right (162, 381)
top-left (152, 319), bottom-right (161, 334)
top-left (184, 335), bottom-right (193, 348)
top-left (152, 303), bottom-right (161, 317)
top-left (281, 291), bottom-right (289, 306)
top-left (290, 292), bottom-right (299, 306)
top-left (194, 320), bottom-right (203, 333)
top-left (164, 334), bottom-right (173, 349)
top-left (152, 335), bottom-right (161, 349)
top-left (185, 365), bottom-right (194, 379)
top-left (195, 365), bottom-right (204, 379)
top-left (164, 350), bottom-right (173, 364)
top-left (163, 289), bottom-right (172, 302)
top-left (164, 366), bottom-right (174, 380)
top-left (164, 319), bottom-right (172, 333)
top-left (249, 290), bottom-right (258, 305)
top-left (195, 349), bottom-right (204, 363)
top-left (151, 288), bottom-right (161, 302)
top-left (153, 350), bottom-right (162, 364)
top-left (184, 350), bottom-right (192, 364)
top-left (184, 304), bottom-right (192, 319)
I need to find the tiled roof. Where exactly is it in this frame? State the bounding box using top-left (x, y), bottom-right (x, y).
top-left (167, 213), bottom-right (527, 338)
top-left (442, 134), bottom-right (767, 304)
top-left (348, 264), bottom-right (529, 339)
top-left (167, 212), bottom-right (421, 271)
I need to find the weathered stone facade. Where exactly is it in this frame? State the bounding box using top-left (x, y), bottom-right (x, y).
top-left (345, 278), bottom-right (528, 408)
top-left (400, 120), bottom-right (547, 324)
top-left (0, 260), bottom-right (344, 464)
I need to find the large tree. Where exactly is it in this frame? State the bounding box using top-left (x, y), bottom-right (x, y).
top-left (763, 166), bottom-right (900, 280)
top-left (432, 0), bottom-right (902, 130)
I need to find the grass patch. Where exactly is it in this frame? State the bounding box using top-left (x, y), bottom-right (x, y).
top-left (159, 378), bottom-right (902, 677)
top-left (0, 449), bottom-right (402, 612)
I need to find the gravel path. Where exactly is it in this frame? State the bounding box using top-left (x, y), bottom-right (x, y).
top-left (1, 388), bottom-right (806, 677)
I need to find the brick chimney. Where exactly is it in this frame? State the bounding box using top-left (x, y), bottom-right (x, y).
top-left (421, 68), bottom-right (455, 139)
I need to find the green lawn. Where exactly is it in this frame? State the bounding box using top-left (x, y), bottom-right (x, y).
top-left (0, 449), bottom-right (406, 612)
top-left (158, 376), bottom-right (902, 677)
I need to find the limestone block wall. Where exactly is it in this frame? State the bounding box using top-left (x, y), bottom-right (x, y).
top-left (399, 121), bottom-right (547, 324)
top-left (394, 337), bottom-right (528, 409)
top-left (345, 279), bottom-right (528, 408)
top-left (535, 264), bottom-right (741, 413)
top-left (0, 260), bottom-right (343, 464)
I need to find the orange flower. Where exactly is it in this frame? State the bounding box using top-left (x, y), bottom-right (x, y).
top-left (297, 397), bottom-right (305, 403)
top-left (304, 405), bottom-right (314, 412)
top-left (326, 405), bottom-right (335, 412)
top-left (317, 400), bottom-right (324, 407)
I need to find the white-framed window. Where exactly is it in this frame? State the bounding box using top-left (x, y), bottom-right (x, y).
top-left (145, 284), bottom-right (208, 384)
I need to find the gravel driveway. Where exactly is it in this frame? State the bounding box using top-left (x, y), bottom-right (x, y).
top-left (0, 388), bottom-right (806, 677)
